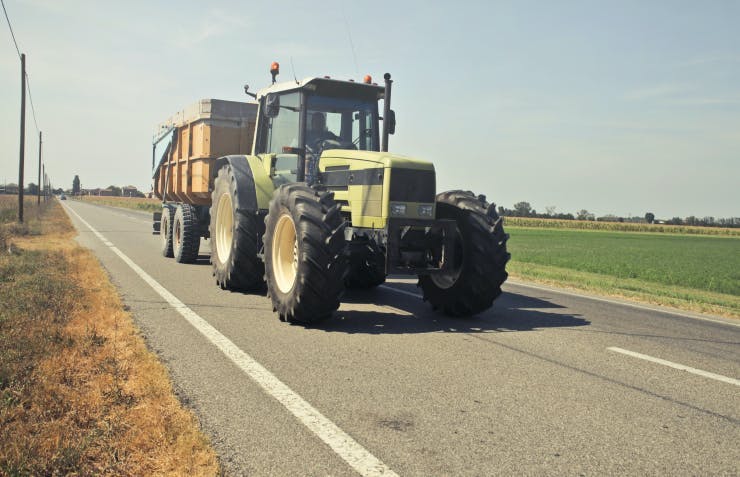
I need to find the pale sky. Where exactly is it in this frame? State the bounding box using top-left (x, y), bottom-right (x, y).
top-left (1, 0), bottom-right (738, 219)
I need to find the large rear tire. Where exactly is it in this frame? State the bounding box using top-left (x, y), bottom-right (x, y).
top-left (173, 204), bottom-right (201, 263)
top-left (345, 238), bottom-right (386, 289)
top-left (210, 165), bottom-right (265, 291)
top-left (264, 184), bottom-right (347, 324)
top-left (160, 204), bottom-right (175, 258)
top-left (418, 190), bottom-right (510, 316)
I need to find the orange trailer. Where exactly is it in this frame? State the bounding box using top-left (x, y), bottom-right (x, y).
top-left (152, 99), bottom-right (258, 205)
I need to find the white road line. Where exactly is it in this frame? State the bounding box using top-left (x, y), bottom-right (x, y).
top-left (507, 280), bottom-right (740, 328)
top-left (379, 284), bottom-right (422, 299)
top-left (62, 203), bottom-right (398, 477)
top-left (607, 347), bottom-right (740, 387)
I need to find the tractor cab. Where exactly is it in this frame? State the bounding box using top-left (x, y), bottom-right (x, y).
top-left (247, 70), bottom-right (392, 185)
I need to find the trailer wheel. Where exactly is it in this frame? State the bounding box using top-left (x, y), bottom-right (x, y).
top-left (160, 204), bottom-right (175, 258)
top-left (210, 165), bottom-right (264, 291)
top-left (418, 190), bottom-right (510, 316)
top-left (345, 239), bottom-right (386, 289)
top-left (173, 204), bottom-right (201, 263)
top-left (264, 184), bottom-right (347, 324)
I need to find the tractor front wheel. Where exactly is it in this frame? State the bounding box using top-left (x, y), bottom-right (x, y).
top-left (418, 190), bottom-right (510, 316)
top-left (264, 184), bottom-right (347, 324)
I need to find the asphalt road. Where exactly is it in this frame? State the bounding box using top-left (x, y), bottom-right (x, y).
top-left (61, 200), bottom-right (739, 476)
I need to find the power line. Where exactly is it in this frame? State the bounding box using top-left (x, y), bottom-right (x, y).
top-left (0, 0), bottom-right (20, 58)
top-left (1, 0), bottom-right (40, 133)
top-left (25, 73), bottom-right (39, 132)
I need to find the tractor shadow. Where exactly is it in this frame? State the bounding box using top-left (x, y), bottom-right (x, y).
top-left (319, 285), bottom-right (590, 335)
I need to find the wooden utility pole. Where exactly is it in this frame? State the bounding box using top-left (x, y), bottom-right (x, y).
top-left (18, 53), bottom-right (26, 223)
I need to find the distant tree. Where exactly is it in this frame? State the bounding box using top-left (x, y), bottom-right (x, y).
top-left (667, 217), bottom-right (683, 225)
top-left (513, 201), bottom-right (533, 217)
top-left (645, 212), bottom-right (655, 224)
top-left (53, 187), bottom-right (63, 195)
top-left (108, 185), bottom-right (122, 196)
top-left (27, 183), bottom-right (39, 195)
top-left (545, 206), bottom-right (557, 216)
top-left (576, 209), bottom-right (594, 221)
top-left (72, 175), bottom-right (81, 195)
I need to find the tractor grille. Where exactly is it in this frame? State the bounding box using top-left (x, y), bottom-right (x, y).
top-left (388, 169), bottom-right (436, 203)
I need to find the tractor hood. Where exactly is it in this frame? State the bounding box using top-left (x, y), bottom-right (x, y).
top-left (319, 149), bottom-right (434, 172)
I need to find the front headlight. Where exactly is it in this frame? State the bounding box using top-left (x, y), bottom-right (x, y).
top-left (390, 203), bottom-right (407, 216)
top-left (418, 204), bottom-right (433, 217)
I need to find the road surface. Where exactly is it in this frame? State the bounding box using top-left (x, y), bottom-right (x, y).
top-left (62, 200), bottom-right (739, 476)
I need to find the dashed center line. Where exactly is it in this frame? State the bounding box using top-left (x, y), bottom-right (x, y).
top-left (608, 347), bottom-right (740, 387)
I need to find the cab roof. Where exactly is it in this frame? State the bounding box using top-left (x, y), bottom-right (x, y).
top-left (256, 77), bottom-right (385, 100)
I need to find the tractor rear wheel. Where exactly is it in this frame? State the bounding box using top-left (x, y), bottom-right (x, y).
top-left (160, 204), bottom-right (175, 258)
top-left (264, 184), bottom-right (347, 324)
top-left (173, 204), bottom-right (200, 263)
top-left (210, 165), bottom-right (265, 291)
top-left (418, 190), bottom-right (510, 316)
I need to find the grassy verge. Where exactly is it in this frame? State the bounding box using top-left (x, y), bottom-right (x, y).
top-left (78, 196), bottom-right (162, 213)
top-left (0, 196), bottom-right (219, 475)
top-left (506, 226), bottom-right (740, 318)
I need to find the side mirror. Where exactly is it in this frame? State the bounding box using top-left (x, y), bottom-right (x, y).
top-left (264, 93), bottom-right (280, 118)
top-left (387, 109), bottom-right (396, 135)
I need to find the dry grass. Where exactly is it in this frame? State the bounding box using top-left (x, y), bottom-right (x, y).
top-left (0, 198), bottom-right (219, 475)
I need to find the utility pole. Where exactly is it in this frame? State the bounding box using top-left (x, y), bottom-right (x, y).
top-left (18, 53), bottom-right (26, 223)
top-left (37, 130), bottom-right (42, 204)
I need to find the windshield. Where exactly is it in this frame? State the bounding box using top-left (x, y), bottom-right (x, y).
top-left (305, 94), bottom-right (379, 152)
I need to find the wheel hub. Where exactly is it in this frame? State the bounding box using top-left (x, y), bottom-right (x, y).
top-left (430, 226), bottom-right (464, 289)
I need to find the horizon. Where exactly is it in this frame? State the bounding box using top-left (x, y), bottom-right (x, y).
top-left (1, 1), bottom-right (738, 219)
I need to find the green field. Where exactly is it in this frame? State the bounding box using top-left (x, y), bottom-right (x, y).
top-left (506, 227), bottom-right (740, 317)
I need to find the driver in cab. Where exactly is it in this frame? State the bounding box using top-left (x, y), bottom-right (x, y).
top-left (304, 112), bottom-right (339, 184)
top-left (305, 112), bottom-right (338, 147)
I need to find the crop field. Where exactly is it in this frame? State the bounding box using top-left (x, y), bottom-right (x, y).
top-left (78, 195), bottom-right (161, 212)
top-left (506, 226), bottom-right (740, 317)
top-left (503, 216), bottom-right (740, 236)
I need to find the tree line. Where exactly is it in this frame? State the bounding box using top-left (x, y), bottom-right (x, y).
top-left (498, 201), bottom-right (740, 228)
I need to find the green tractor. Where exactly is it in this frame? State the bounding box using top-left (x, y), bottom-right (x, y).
top-left (209, 66), bottom-right (510, 323)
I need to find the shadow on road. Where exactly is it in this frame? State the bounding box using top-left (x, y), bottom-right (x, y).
top-left (319, 287), bottom-right (589, 335)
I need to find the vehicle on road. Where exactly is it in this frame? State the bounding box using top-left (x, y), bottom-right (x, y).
top-left (152, 64), bottom-right (510, 323)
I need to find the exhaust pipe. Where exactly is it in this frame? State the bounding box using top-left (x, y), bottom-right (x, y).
top-left (381, 73), bottom-right (392, 152)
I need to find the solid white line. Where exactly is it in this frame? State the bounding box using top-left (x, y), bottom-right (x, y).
top-left (607, 347), bottom-right (740, 387)
top-left (506, 280), bottom-right (740, 328)
top-left (379, 284), bottom-right (422, 299)
top-left (63, 203), bottom-right (398, 477)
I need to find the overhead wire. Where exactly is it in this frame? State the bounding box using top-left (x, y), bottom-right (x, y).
top-left (1, 0), bottom-right (40, 134)
top-left (1, 0), bottom-right (20, 58)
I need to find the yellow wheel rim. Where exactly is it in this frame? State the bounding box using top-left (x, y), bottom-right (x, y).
top-left (215, 193), bottom-right (233, 264)
top-left (272, 212), bottom-right (298, 293)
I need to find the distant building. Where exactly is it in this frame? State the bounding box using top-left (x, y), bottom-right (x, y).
top-left (122, 185), bottom-right (141, 197)
top-left (1, 183), bottom-right (19, 194)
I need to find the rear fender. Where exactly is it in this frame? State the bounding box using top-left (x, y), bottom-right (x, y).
top-left (212, 155), bottom-right (274, 211)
